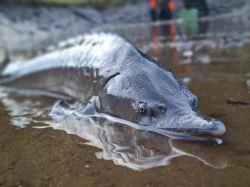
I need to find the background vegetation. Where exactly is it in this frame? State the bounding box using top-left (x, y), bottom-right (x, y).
top-left (1, 0), bottom-right (140, 7)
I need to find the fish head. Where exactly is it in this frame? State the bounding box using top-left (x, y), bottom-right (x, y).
top-left (95, 50), bottom-right (226, 137)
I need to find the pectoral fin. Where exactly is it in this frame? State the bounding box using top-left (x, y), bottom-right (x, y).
top-left (75, 96), bottom-right (97, 116)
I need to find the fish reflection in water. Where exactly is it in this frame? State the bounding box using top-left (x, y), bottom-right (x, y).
top-left (0, 94), bottom-right (227, 171)
top-left (246, 73), bottom-right (250, 90)
top-left (49, 116), bottom-right (227, 171)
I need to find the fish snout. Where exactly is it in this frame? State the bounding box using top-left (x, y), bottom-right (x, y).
top-left (161, 111), bottom-right (227, 136)
top-left (210, 120), bottom-right (226, 136)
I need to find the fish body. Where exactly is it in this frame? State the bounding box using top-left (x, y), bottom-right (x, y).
top-left (0, 33), bottom-right (226, 136)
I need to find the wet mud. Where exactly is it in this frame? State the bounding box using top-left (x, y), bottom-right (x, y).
top-left (1, 14), bottom-right (250, 187)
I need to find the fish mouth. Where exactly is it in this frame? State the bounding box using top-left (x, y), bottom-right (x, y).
top-left (163, 120), bottom-right (226, 136)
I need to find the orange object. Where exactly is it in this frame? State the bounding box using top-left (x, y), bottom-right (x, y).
top-left (150, 0), bottom-right (157, 9)
top-left (170, 23), bottom-right (176, 38)
top-left (168, 0), bottom-right (175, 11)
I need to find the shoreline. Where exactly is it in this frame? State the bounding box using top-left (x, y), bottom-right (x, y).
top-left (0, 0), bottom-right (248, 53)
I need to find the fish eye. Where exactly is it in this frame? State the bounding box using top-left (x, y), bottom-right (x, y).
top-left (138, 103), bottom-right (147, 113)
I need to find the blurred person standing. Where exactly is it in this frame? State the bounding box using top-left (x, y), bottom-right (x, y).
top-left (150, 0), bottom-right (158, 21)
top-left (183, 0), bottom-right (209, 17)
top-left (179, 0), bottom-right (209, 35)
top-left (159, 0), bottom-right (174, 20)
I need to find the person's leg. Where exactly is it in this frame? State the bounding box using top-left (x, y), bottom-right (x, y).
top-left (199, 0), bottom-right (209, 17)
top-left (159, 9), bottom-right (172, 20)
top-left (150, 8), bottom-right (157, 21)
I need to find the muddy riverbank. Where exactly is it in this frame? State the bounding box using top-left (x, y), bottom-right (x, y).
top-left (0, 2), bottom-right (250, 187)
top-left (0, 41), bottom-right (250, 186)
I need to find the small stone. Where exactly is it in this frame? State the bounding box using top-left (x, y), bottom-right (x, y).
top-left (179, 59), bottom-right (192, 65)
top-left (196, 55), bottom-right (211, 64)
top-left (183, 50), bottom-right (193, 58)
top-left (8, 161), bottom-right (16, 170)
top-left (182, 77), bottom-right (191, 85)
top-left (246, 78), bottom-right (250, 87)
top-left (43, 176), bottom-right (53, 181)
top-left (85, 164), bottom-right (90, 168)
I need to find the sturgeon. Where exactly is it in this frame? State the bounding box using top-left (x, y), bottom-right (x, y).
top-left (0, 33), bottom-right (226, 136)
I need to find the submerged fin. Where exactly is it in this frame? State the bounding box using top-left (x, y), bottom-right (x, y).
top-left (0, 46), bottom-right (10, 76)
top-left (0, 46), bottom-right (20, 77)
top-left (75, 97), bottom-right (97, 116)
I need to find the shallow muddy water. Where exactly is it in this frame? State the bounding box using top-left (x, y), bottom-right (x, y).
top-left (1, 13), bottom-right (250, 187)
